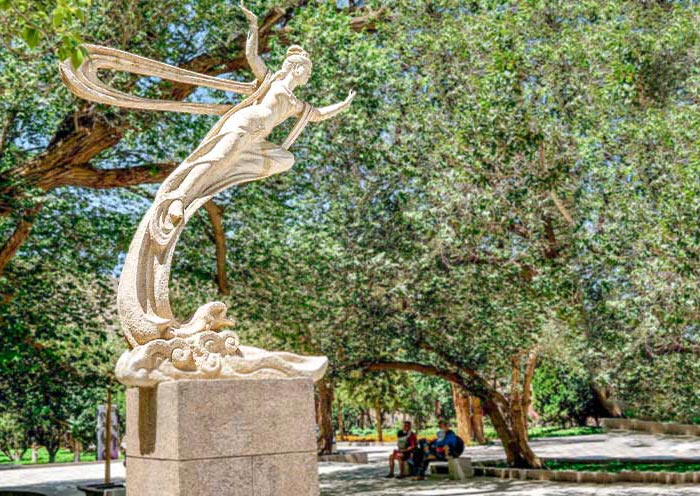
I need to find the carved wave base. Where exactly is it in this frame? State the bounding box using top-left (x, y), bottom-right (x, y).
top-left (115, 331), bottom-right (328, 387)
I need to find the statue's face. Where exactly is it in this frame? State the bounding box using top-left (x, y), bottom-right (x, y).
top-left (293, 62), bottom-right (312, 85)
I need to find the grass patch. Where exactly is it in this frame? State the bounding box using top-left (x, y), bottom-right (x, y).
top-left (544, 461), bottom-right (700, 473)
top-left (0, 447), bottom-right (122, 465)
top-left (341, 425), bottom-right (603, 443)
top-left (526, 426), bottom-right (603, 439)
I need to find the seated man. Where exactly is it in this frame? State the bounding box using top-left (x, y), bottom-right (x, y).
top-left (412, 420), bottom-right (457, 481)
top-left (385, 421), bottom-right (417, 478)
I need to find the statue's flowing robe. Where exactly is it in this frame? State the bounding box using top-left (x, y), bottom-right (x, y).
top-left (60, 45), bottom-right (313, 347)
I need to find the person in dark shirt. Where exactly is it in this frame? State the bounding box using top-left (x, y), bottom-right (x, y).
top-left (412, 420), bottom-right (457, 480)
top-left (385, 421), bottom-right (417, 478)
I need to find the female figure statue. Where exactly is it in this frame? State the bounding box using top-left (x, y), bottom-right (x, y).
top-left (60, 2), bottom-right (354, 386)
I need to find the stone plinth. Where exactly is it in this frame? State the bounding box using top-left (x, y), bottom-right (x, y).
top-left (126, 379), bottom-right (319, 496)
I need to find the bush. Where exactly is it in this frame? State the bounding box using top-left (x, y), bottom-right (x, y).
top-left (533, 360), bottom-right (598, 427)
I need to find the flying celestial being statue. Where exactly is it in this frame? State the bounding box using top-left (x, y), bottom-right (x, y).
top-left (60, 2), bottom-right (355, 387)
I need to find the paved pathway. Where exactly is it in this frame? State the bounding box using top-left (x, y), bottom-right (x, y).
top-left (1, 433), bottom-right (699, 495)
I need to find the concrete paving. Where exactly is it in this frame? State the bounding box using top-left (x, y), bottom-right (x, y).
top-left (2, 433), bottom-right (700, 495)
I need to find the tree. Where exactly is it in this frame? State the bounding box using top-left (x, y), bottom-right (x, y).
top-left (336, 372), bottom-right (408, 442)
top-left (0, 412), bottom-right (29, 462)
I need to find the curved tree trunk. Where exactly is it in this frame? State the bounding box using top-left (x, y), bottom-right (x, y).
top-left (484, 395), bottom-right (542, 468)
top-left (365, 360), bottom-right (541, 468)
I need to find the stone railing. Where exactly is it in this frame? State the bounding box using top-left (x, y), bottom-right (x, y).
top-left (475, 465), bottom-right (700, 484)
top-left (601, 418), bottom-right (700, 436)
top-left (474, 458), bottom-right (700, 485)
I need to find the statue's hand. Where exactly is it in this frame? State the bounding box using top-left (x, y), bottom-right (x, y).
top-left (345, 89), bottom-right (357, 105)
top-left (240, 1), bottom-right (258, 26)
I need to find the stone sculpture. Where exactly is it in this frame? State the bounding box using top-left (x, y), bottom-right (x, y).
top-left (60, 2), bottom-right (353, 387)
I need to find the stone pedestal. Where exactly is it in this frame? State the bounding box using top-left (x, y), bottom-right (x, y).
top-left (125, 379), bottom-right (319, 496)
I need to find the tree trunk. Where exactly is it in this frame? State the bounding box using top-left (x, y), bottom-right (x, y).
top-left (591, 384), bottom-right (624, 417)
top-left (72, 439), bottom-right (81, 463)
top-left (470, 397), bottom-right (486, 444)
top-left (483, 396), bottom-right (542, 468)
top-left (451, 383), bottom-right (473, 443)
top-left (521, 351), bottom-right (538, 441)
top-left (316, 378), bottom-right (334, 455)
top-left (46, 444), bottom-right (59, 464)
top-left (336, 397), bottom-right (345, 441)
top-left (374, 401), bottom-right (384, 443)
top-left (31, 444), bottom-right (38, 463)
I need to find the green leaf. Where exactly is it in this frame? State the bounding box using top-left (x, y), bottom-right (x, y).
top-left (21, 26), bottom-right (41, 48)
top-left (52, 10), bottom-right (65, 29)
top-left (69, 46), bottom-right (85, 68)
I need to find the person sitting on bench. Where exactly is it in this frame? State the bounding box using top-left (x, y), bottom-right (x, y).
top-left (385, 421), bottom-right (417, 478)
top-left (412, 420), bottom-right (457, 480)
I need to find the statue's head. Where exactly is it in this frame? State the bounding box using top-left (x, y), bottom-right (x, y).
top-left (283, 45), bottom-right (312, 85)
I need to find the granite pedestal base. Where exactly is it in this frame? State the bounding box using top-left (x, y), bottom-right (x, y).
top-left (125, 379), bottom-right (319, 496)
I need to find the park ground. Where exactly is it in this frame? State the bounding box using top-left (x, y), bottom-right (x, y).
top-left (2, 432), bottom-right (700, 495)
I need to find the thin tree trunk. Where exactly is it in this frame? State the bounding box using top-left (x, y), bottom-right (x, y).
top-left (31, 444), bottom-right (38, 464)
top-left (374, 401), bottom-right (384, 443)
top-left (470, 397), bottom-right (486, 444)
top-left (72, 439), bottom-right (81, 462)
top-left (47, 445), bottom-right (59, 464)
top-left (451, 383), bottom-right (473, 443)
top-left (316, 378), bottom-right (334, 455)
top-left (202, 200), bottom-right (230, 295)
top-left (521, 350), bottom-right (538, 441)
top-left (336, 397), bottom-right (345, 441)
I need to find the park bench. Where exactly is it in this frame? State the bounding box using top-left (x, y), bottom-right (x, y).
top-left (428, 456), bottom-right (474, 480)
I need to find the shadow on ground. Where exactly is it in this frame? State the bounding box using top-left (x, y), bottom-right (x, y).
top-left (0, 479), bottom-right (125, 496)
top-left (318, 462), bottom-right (700, 496)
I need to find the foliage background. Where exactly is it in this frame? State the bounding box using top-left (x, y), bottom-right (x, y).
top-left (2, 0), bottom-right (700, 461)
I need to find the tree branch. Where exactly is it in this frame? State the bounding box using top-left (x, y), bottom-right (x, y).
top-left (549, 191), bottom-right (574, 226)
top-left (349, 5), bottom-right (388, 32)
top-left (39, 162), bottom-right (178, 190)
top-left (0, 204), bottom-right (42, 275)
top-left (365, 361), bottom-right (471, 388)
top-left (361, 357), bottom-right (500, 403)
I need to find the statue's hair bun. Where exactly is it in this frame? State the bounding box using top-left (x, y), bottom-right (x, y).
top-left (286, 45), bottom-right (310, 59)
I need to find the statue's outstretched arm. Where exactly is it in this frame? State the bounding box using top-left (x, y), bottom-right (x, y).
top-left (240, 1), bottom-right (268, 83)
top-left (309, 90), bottom-right (356, 122)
